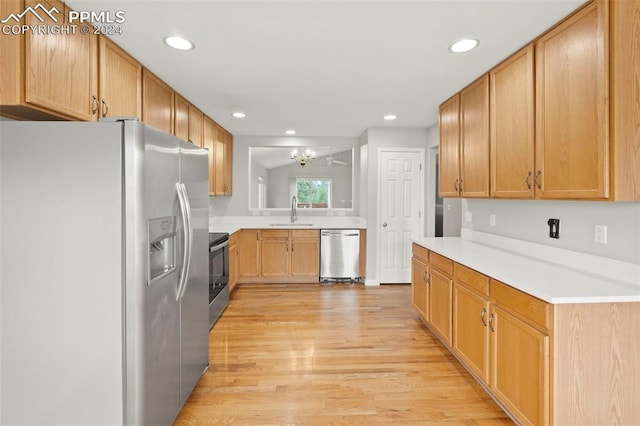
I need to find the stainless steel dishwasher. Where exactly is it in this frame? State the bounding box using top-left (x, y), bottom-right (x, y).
top-left (320, 229), bottom-right (361, 282)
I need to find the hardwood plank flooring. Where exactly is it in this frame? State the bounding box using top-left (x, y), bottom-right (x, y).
top-left (175, 283), bottom-right (513, 425)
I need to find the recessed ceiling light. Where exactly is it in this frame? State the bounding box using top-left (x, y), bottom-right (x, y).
top-left (163, 36), bottom-right (194, 51)
top-left (232, 112), bottom-right (246, 118)
top-left (449, 38), bottom-right (479, 54)
top-left (384, 114), bottom-right (397, 121)
top-left (285, 130), bottom-right (296, 135)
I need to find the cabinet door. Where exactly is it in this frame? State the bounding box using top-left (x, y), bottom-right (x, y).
top-left (229, 241), bottom-right (239, 292)
top-left (98, 36), bottom-right (141, 119)
top-left (174, 94), bottom-right (189, 142)
top-left (453, 284), bottom-right (490, 383)
top-left (411, 258), bottom-right (429, 320)
top-left (239, 230), bottom-right (260, 278)
top-left (203, 117), bottom-right (216, 195)
top-left (439, 94), bottom-right (460, 197)
top-left (142, 69), bottom-right (174, 134)
top-left (490, 45), bottom-right (535, 198)
top-left (189, 106), bottom-right (204, 148)
top-left (460, 74), bottom-right (490, 198)
top-left (261, 239), bottom-right (289, 277)
top-left (25, 0), bottom-right (98, 121)
top-left (429, 268), bottom-right (452, 345)
top-left (535, 1), bottom-right (609, 199)
top-left (290, 239), bottom-right (319, 278)
top-left (213, 124), bottom-right (226, 195)
top-left (490, 305), bottom-right (549, 426)
top-left (223, 130), bottom-right (233, 194)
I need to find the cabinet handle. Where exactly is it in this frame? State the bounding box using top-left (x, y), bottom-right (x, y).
top-left (423, 270), bottom-right (429, 283)
top-left (459, 179), bottom-right (463, 193)
top-left (256, 232), bottom-right (259, 240)
top-left (534, 170), bottom-right (542, 189)
top-left (91, 95), bottom-right (99, 114)
top-left (454, 179), bottom-right (459, 191)
top-left (525, 171), bottom-right (532, 190)
top-left (481, 307), bottom-right (487, 326)
top-left (101, 99), bottom-right (109, 117)
top-left (488, 313), bottom-right (496, 332)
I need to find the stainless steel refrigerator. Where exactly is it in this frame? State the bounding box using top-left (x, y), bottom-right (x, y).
top-left (0, 119), bottom-right (209, 425)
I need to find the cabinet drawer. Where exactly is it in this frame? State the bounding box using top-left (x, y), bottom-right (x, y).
top-left (291, 229), bottom-right (318, 239)
top-left (491, 279), bottom-right (550, 331)
top-left (412, 243), bottom-right (429, 264)
top-left (430, 252), bottom-right (453, 276)
top-left (261, 229), bottom-right (289, 238)
top-left (454, 263), bottom-right (489, 296)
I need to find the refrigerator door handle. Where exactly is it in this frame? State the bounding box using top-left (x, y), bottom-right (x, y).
top-left (178, 182), bottom-right (193, 300)
top-left (175, 182), bottom-right (190, 301)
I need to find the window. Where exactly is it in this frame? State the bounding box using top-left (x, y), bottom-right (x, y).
top-left (296, 178), bottom-right (331, 208)
top-left (257, 176), bottom-right (266, 209)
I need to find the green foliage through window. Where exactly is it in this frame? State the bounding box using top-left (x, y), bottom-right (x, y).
top-left (296, 179), bottom-right (331, 208)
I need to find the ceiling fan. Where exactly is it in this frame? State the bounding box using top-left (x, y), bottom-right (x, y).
top-left (326, 157), bottom-right (348, 166)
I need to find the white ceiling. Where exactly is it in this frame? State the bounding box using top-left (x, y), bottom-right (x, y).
top-left (67, 0), bottom-right (587, 137)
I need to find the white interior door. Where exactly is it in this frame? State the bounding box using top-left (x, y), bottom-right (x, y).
top-left (379, 149), bottom-right (423, 283)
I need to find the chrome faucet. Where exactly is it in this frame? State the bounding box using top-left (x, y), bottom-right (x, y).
top-left (291, 196), bottom-right (297, 223)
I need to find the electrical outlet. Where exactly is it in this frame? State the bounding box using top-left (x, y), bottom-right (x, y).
top-left (338, 211), bottom-right (345, 216)
top-left (262, 211), bottom-right (270, 216)
top-left (252, 211), bottom-right (260, 216)
top-left (489, 214), bottom-right (496, 227)
top-left (327, 211), bottom-right (334, 216)
top-left (464, 211), bottom-right (473, 223)
top-left (547, 218), bottom-right (560, 239)
top-left (594, 224), bottom-right (608, 244)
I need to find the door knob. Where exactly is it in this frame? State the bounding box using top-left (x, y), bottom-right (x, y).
top-left (383, 222), bottom-right (388, 227)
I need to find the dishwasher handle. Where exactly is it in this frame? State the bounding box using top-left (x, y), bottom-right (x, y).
top-left (321, 229), bottom-right (360, 237)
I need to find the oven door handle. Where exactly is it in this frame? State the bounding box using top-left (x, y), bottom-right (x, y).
top-left (210, 240), bottom-right (229, 252)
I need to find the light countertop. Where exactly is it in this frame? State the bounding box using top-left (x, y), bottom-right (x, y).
top-left (209, 216), bottom-right (366, 235)
top-left (412, 234), bottom-right (640, 304)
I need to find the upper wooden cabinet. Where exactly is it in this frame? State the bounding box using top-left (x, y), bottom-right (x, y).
top-left (98, 37), bottom-right (142, 119)
top-left (438, 95), bottom-right (461, 197)
top-left (441, 0), bottom-right (640, 201)
top-left (460, 74), bottom-right (490, 197)
top-left (535, 0), bottom-right (608, 200)
top-left (490, 45), bottom-right (535, 198)
top-left (174, 94), bottom-right (204, 147)
top-left (203, 117), bottom-right (216, 195)
top-left (213, 124), bottom-right (233, 195)
top-left (174, 94), bottom-right (190, 142)
top-left (142, 68), bottom-right (174, 134)
top-left (438, 75), bottom-right (489, 198)
top-left (0, 0), bottom-right (98, 121)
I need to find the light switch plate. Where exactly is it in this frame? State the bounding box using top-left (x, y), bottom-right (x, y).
top-left (464, 211), bottom-right (473, 223)
top-left (489, 214), bottom-right (496, 227)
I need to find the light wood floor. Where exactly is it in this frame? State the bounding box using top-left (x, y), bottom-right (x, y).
top-left (175, 283), bottom-right (514, 425)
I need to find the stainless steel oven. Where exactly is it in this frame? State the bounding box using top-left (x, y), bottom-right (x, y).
top-left (208, 232), bottom-right (230, 328)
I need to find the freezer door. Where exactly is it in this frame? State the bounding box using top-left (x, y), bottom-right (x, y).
top-left (123, 122), bottom-right (182, 426)
top-left (178, 140), bottom-right (210, 406)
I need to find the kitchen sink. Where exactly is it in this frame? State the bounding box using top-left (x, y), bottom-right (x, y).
top-left (269, 223), bottom-right (314, 227)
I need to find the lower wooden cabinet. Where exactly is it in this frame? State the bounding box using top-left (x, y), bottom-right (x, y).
top-left (238, 229), bottom-right (321, 283)
top-left (429, 268), bottom-right (453, 345)
top-left (411, 244), bottom-right (429, 320)
top-left (239, 229), bottom-right (260, 278)
top-left (228, 232), bottom-right (239, 292)
top-left (261, 230), bottom-right (290, 277)
top-left (490, 304), bottom-right (549, 426)
top-left (290, 231), bottom-right (320, 278)
top-left (453, 283), bottom-right (490, 383)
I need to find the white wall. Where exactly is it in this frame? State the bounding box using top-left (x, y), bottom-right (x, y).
top-left (360, 127), bottom-right (430, 283)
top-left (209, 135), bottom-right (360, 217)
top-left (464, 199), bottom-right (640, 264)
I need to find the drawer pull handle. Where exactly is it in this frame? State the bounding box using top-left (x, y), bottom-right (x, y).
top-left (91, 95), bottom-right (99, 114)
top-left (488, 313), bottom-right (496, 332)
top-left (481, 307), bottom-right (487, 327)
